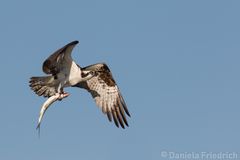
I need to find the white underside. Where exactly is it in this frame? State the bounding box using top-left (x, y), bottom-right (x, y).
top-left (65, 61), bottom-right (82, 86)
top-left (57, 60), bottom-right (82, 89)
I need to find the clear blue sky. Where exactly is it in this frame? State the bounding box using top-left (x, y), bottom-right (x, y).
top-left (0, 0), bottom-right (240, 160)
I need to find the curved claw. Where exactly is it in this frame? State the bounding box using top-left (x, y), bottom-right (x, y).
top-left (58, 92), bottom-right (69, 101)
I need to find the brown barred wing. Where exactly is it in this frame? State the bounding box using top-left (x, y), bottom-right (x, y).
top-left (77, 63), bottom-right (130, 128)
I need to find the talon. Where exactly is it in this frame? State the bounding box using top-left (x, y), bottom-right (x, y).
top-left (57, 92), bottom-right (69, 101)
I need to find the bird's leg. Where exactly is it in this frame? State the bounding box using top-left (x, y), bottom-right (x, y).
top-left (58, 88), bottom-right (69, 101)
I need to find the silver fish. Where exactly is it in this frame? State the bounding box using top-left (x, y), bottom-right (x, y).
top-left (36, 93), bottom-right (69, 136)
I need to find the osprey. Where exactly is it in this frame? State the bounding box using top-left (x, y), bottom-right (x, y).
top-left (29, 41), bottom-right (130, 131)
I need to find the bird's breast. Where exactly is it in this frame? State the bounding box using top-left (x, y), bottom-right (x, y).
top-left (65, 62), bottom-right (82, 86)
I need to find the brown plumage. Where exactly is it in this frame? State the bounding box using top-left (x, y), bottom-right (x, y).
top-left (75, 63), bottom-right (131, 128)
top-left (30, 40), bottom-right (131, 129)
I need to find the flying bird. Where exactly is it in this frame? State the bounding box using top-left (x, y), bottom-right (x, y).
top-left (29, 41), bottom-right (130, 131)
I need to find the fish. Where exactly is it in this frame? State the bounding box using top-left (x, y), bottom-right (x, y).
top-left (36, 92), bottom-right (69, 137)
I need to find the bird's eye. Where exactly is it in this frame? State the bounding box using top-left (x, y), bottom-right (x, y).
top-left (91, 71), bottom-right (97, 76)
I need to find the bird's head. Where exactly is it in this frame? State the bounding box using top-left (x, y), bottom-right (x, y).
top-left (81, 70), bottom-right (97, 81)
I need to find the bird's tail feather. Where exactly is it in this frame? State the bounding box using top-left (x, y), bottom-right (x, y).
top-left (29, 76), bottom-right (57, 97)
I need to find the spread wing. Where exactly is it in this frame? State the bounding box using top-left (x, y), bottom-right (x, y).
top-left (76, 63), bottom-right (131, 128)
top-left (29, 41), bottom-right (79, 98)
top-left (42, 40), bottom-right (79, 76)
